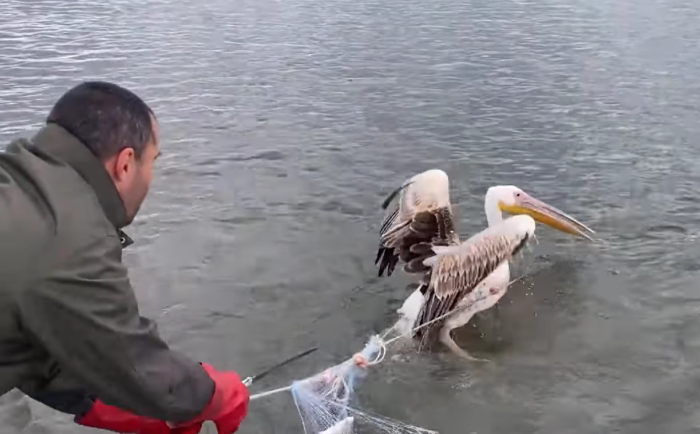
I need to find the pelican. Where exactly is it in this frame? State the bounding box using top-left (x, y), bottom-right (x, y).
top-left (375, 169), bottom-right (595, 361)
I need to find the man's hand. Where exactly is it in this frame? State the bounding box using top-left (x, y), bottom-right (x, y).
top-left (171, 363), bottom-right (249, 434)
top-left (78, 362), bottom-right (250, 434)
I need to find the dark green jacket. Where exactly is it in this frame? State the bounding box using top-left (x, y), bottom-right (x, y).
top-left (0, 124), bottom-right (214, 423)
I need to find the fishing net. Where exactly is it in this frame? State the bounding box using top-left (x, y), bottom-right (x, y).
top-left (287, 335), bottom-right (437, 434)
top-left (247, 284), bottom-right (500, 434)
top-left (276, 274), bottom-right (532, 433)
top-left (248, 275), bottom-right (520, 433)
top-left (248, 281), bottom-right (518, 434)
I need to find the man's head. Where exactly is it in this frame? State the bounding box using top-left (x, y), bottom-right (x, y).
top-left (47, 81), bottom-right (160, 224)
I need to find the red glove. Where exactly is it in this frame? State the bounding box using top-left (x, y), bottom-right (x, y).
top-left (76, 399), bottom-right (171, 434)
top-left (171, 363), bottom-right (249, 434)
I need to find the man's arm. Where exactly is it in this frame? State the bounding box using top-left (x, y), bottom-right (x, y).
top-left (16, 233), bottom-right (215, 424)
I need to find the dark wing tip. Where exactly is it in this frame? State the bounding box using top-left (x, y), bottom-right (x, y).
top-left (380, 181), bottom-right (413, 210)
top-left (375, 246), bottom-right (399, 277)
top-left (381, 187), bottom-right (402, 210)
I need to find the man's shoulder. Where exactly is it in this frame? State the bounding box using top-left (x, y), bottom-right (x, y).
top-left (2, 134), bottom-right (115, 232)
top-left (0, 137), bottom-right (121, 282)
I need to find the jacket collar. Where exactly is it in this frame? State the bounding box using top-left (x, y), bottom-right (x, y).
top-left (30, 123), bottom-right (132, 238)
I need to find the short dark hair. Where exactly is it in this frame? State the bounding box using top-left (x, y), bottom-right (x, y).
top-left (47, 81), bottom-right (156, 160)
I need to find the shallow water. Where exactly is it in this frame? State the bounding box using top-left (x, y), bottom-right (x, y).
top-left (2, 0), bottom-right (700, 432)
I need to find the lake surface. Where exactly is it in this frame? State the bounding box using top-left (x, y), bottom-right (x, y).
top-left (2, 0), bottom-right (700, 432)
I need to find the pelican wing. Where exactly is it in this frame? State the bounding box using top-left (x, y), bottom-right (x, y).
top-left (374, 182), bottom-right (415, 277)
top-left (415, 215), bottom-right (535, 342)
top-left (374, 170), bottom-right (459, 277)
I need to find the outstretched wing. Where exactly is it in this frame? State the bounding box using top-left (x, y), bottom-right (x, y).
top-left (374, 171), bottom-right (458, 277)
top-left (374, 182), bottom-right (415, 277)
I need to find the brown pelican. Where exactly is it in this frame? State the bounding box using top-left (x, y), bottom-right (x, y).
top-left (375, 169), bottom-right (595, 361)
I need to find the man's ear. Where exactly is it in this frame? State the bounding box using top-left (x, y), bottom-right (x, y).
top-left (112, 147), bottom-right (136, 182)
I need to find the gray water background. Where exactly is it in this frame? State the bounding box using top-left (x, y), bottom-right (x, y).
top-left (2, 0), bottom-right (700, 432)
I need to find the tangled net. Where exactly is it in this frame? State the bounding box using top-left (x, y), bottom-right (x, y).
top-left (246, 271), bottom-right (539, 434)
top-left (248, 286), bottom-right (514, 433)
top-left (248, 275), bottom-right (532, 433)
top-left (287, 335), bottom-right (436, 434)
top-left (248, 333), bottom-right (437, 434)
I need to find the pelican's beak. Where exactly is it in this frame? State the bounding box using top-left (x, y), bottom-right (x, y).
top-left (499, 193), bottom-right (595, 240)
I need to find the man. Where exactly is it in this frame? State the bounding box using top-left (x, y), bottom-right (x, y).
top-left (0, 81), bottom-right (249, 433)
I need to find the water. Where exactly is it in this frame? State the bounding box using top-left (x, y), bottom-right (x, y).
top-left (1, 0), bottom-right (700, 432)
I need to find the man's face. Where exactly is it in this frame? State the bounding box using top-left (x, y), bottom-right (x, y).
top-left (108, 116), bottom-right (160, 224)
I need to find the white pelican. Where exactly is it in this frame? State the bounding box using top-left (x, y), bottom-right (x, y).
top-left (375, 169), bottom-right (595, 361)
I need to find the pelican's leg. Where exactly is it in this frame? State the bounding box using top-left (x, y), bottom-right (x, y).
top-left (491, 300), bottom-right (502, 336)
top-left (439, 309), bottom-right (491, 363)
top-left (488, 285), bottom-right (508, 338)
top-left (439, 327), bottom-right (490, 362)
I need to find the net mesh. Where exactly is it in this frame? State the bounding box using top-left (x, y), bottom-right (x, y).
top-left (289, 335), bottom-right (437, 434)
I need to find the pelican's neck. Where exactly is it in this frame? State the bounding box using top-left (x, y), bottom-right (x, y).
top-left (484, 189), bottom-right (504, 227)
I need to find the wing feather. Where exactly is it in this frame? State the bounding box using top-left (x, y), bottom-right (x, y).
top-left (414, 217), bottom-right (534, 345)
top-left (375, 184), bottom-right (411, 277)
top-left (374, 172), bottom-right (458, 277)
top-left (379, 206), bottom-right (400, 238)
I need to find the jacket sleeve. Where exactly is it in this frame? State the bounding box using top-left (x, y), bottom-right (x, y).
top-left (18, 365), bottom-right (95, 417)
top-left (16, 232), bottom-right (216, 424)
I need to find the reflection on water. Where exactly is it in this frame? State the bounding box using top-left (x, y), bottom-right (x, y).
top-left (2, 0), bottom-right (700, 432)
